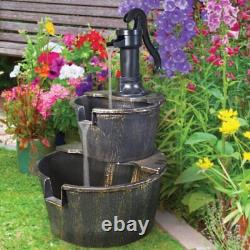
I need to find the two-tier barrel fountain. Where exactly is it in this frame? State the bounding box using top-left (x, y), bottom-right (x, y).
top-left (38, 9), bottom-right (166, 247)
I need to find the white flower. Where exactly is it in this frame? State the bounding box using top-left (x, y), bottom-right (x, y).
top-left (10, 64), bottom-right (21, 78)
top-left (44, 42), bottom-right (63, 53)
top-left (59, 64), bottom-right (85, 80)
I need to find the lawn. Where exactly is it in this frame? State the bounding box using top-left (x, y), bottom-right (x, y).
top-left (0, 148), bottom-right (183, 250)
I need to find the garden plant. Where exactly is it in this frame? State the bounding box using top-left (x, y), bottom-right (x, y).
top-left (119, 0), bottom-right (250, 248)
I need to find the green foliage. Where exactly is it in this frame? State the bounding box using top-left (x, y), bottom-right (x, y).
top-left (185, 132), bottom-right (217, 146)
top-left (204, 202), bottom-right (246, 250)
top-left (175, 166), bottom-right (207, 184)
top-left (50, 99), bottom-right (78, 133)
top-left (182, 192), bottom-right (214, 213)
top-left (149, 6), bottom-right (250, 228)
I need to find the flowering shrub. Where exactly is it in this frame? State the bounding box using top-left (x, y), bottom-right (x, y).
top-left (126, 0), bottom-right (250, 246)
top-left (1, 84), bottom-right (51, 149)
top-left (2, 19), bottom-right (108, 147)
top-left (120, 0), bottom-right (196, 77)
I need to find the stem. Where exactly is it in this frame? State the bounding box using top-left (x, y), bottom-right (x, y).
top-left (218, 159), bottom-right (237, 191)
top-left (222, 49), bottom-right (228, 109)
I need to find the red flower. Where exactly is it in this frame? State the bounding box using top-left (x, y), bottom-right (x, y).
top-left (231, 22), bottom-right (240, 32)
top-left (226, 72), bottom-right (236, 80)
top-left (228, 60), bottom-right (235, 67)
top-left (237, 0), bottom-right (245, 6)
top-left (206, 54), bottom-right (217, 63)
top-left (240, 11), bottom-right (250, 21)
top-left (191, 54), bottom-right (200, 64)
top-left (115, 70), bottom-right (121, 78)
top-left (226, 47), bottom-right (239, 56)
top-left (213, 57), bottom-right (224, 66)
top-left (38, 52), bottom-right (60, 65)
top-left (75, 30), bottom-right (107, 58)
top-left (207, 55), bottom-right (223, 66)
top-left (187, 82), bottom-right (196, 93)
top-left (201, 29), bottom-right (209, 36)
top-left (209, 46), bottom-right (218, 54)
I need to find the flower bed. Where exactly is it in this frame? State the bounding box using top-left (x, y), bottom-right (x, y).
top-left (120, 0), bottom-right (250, 248)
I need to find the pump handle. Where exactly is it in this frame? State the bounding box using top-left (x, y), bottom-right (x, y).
top-left (124, 8), bottom-right (161, 72)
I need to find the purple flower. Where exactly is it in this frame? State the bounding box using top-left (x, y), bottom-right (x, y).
top-left (31, 77), bottom-right (40, 86)
top-left (175, 0), bottom-right (188, 10)
top-left (163, 1), bottom-right (176, 12)
top-left (120, 0), bottom-right (195, 77)
top-left (76, 75), bottom-right (93, 96)
top-left (205, 0), bottom-right (239, 32)
top-left (172, 49), bottom-right (186, 63)
top-left (119, 0), bottom-right (160, 14)
top-left (90, 56), bottom-right (101, 66)
top-left (48, 57), bottom-right (65, 80)
top-left (185, 20), bottom-right (196, 31)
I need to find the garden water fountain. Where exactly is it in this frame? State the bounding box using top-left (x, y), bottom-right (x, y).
top-left (38, 9), bottom-right (166, 247)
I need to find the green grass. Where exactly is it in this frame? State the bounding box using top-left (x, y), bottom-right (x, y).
top-left (0, 148), bottom-right (183, 250)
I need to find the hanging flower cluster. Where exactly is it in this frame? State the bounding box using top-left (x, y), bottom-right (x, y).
top-left (119, 0), bottom-right (196, 77)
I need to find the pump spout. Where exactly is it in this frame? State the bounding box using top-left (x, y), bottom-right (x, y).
top-left (108, 8), bottom-right (161, 97)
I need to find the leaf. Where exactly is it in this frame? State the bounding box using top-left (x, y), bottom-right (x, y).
top-left (244, 204), bottom-right (250, 220)
top-left (238, 118), bottom-right (248, 127)
top-left (185, 132), bottom-right (217, 146)
top-left (209, 88), bottom-right (223, 99)
top-left (223, 210), bottom-right (239, 224)
top-left (216, 140), bottom-right (234, 155)
top-left (182, 191), bottom-right (215, 213)
top-left (175, 166), bottom-right (207, 184)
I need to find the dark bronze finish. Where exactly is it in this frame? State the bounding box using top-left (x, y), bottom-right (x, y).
top-left (38, 151), bottom-right (166, 247)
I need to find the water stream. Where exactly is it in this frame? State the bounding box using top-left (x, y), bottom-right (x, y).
top-left (107, 47), bottom-right (113, 109)
top-left (78, 120), bottom-right (91, 186)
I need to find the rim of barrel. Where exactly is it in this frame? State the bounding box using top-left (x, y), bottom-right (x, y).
top-left (71, 91), bottom-right (163, 115)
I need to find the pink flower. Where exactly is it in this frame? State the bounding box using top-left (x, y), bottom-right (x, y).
top-left (41, 138), bottom-right (50, 147)
top-left (226, 46), bottom-right (239, 56)
top-left (38, 52), bottom-right (60, 65)
top-left (68, 78), bottom-right (81, 87)
top-left (205, 0), bottom-right (239, 33)
top-left (36, 84), bottom-right (70, 119)
top-left (237, 0), bottom-right (245, 6)
top-left (226, 72), bottom-right (236, 80)
top-left (228, 22), bottom-right (240, 39)
top-left (228, 60), bottom-right (234, 67)
top-left (63, 34), bottom-right (76, 48)
top-left (1, 89), bottom-right (15, 102)
top-left (247, 69), bottom-right (250, 76)
top-left (191, 54), bottom-right (200, 64)
top-left (209, 46), bottom-right (218, 54)
top-left (187, 82), bottom-right (196, 93)
top-left (31, 77), bottom-right (40, 86)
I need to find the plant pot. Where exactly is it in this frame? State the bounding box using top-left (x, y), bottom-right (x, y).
top-left (17, 138), bottom-right (55, 175)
